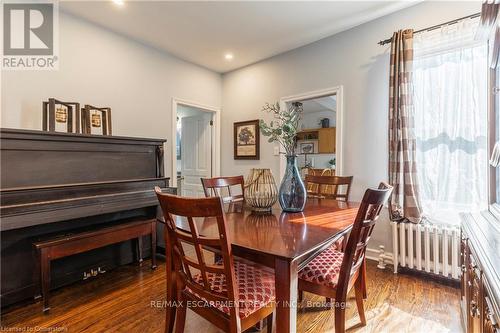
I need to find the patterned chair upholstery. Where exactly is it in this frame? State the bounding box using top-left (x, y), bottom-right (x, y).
top-left (190, 260), bottom-right (275, 318)
top-left (298, 246), bottom-right (344, 288)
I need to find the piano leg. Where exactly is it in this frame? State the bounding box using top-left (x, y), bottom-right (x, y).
top-left (40, 248), bottom-right (51, 313)
top-left (151, 221), bottom-right (157, 269)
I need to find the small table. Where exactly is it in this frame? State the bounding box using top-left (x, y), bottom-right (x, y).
top-left (164, 198), bottom-right (358, 333)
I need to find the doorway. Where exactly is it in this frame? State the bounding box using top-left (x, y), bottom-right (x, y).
top-left (280, 86), bottom-right (344, 181)
top-left (171, 99), bottom-right (221, 196)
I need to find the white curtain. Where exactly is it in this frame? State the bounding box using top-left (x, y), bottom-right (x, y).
top-left (413, 18), bottom-right (488, 226)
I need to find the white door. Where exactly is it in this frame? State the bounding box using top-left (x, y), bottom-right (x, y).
top-left (180, 113), bottom-right (212, 197)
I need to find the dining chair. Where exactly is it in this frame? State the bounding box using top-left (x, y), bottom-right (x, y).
top-left (297, 183), bottom-right (392, 333)
top-left (155, 188), bottom-right (275, 333)
top-left (305, 174), bottom-right (354, 252)
top-left (319, 168), bottom-right (335, 197)
top-left (305, 168), bottom-right (324, 196)
top-left (305, 175), bottom-right (353, 201)
top-left (201, 176), bottom-right (245, 203)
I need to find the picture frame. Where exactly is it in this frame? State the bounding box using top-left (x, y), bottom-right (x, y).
top-left (297, 140), bottom-right (319, 154)
top-left (234, 119), bottom-right (260, 160)
top-left (81, 105), bottom-right (112, 136)
top-left (42, 98), bottom-right (80, 133)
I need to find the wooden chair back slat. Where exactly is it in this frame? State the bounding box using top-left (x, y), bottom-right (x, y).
top-left (305, 175), bottom-right (353, 201)
top-left (154, 187), bottom-right (239, 318)
top-left (201, 176), bottom-right (245, 203)
top-left (305, 168), bottom-right (324, 194)
top-left (174, 229), bottom-right (221, 247)
top-left (335, 182), bottom-right (392, 300)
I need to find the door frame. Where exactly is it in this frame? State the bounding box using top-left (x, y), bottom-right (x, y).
top-left (279, 85), bottom-right (344, 181)
top-left (171, 98), bottom-right (221, 188)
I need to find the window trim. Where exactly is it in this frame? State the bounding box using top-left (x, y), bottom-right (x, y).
top-left (488, 64), bottom-right (500, 221)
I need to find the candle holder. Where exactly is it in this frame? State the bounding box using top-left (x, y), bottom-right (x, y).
top-left (244, 168), bottom-right (278, 213)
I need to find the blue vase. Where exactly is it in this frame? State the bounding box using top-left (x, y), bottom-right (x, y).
top-left (279, 155), bottom-right (306, 212)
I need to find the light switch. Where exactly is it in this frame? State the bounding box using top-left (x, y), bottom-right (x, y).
top-left (273, 146), bottom-right (280, 156)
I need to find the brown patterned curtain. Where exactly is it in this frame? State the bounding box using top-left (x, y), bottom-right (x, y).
top-left (388, 29), bottom-right (423, 224)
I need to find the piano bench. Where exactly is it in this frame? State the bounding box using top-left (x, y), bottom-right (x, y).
top-left (33, 218), bottom-right (157, 313)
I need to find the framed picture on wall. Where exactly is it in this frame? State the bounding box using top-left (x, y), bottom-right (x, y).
top-left (42, 98), bottom-right (81, 133)
top-left (81, 105), bottom-right (112, 135)
top-left (296, 140), bottom-right (318, 154)
top-left (234, 119), bottom-right (260, 160)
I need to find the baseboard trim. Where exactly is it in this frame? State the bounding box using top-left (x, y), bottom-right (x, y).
top-left (365, 247), bottom-right (394, 264)
top-left (398, 266), bottom-right (460, 288)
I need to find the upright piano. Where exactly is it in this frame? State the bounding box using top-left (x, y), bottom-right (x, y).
top-left (0, 128), bottom-right (170, 308)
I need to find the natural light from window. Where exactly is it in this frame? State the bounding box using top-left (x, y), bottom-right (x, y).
top-left (413, 18), bottom-right (488, 226)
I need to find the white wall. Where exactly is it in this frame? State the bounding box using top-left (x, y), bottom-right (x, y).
top-left (0, 12), bottom-right (222, 179)
top-left (221, 1), bottom-right (481, 252)
top-left (300, 110), bottom-right (336, 129)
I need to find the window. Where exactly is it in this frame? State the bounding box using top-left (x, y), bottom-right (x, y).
top-left (492, 80), bottom-right (500, 205)
top-left (493, 65), bottom-right (500, 207)
top-left (413, 18), bottom-right (489, 225)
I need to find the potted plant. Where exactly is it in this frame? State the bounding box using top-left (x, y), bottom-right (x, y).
top-left (260, 102), bottom-right (306, 212)
top-left (319, 118), bottom-right (330, 128)
top-left (328, 158), bottom-right (336, 169)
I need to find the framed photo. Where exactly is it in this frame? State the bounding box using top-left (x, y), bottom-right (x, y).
top-left (297, 140), bottom-right (318, 154)
top-left (234, 119), bottom-right (260, 160)
top-left (42, 98), bottom-right (80, 133)
top-left (81, 105), bottom-right (112, 135)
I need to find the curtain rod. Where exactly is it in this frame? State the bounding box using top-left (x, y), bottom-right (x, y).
top-left (378, 12), bottom-right (481, 46)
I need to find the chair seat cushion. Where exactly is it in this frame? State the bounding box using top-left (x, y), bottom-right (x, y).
top-left (298, 246), bottom-right (344, 288)
top-left (187, 260), bottom-right (275, 318)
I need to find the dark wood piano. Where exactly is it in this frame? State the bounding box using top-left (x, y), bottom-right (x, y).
top-left (0, 128), bottom-right (170, 308)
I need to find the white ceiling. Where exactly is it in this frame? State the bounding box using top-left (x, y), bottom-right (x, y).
top-left (177, 104), bottom-right (205, 118)
top-left (61, 1), bottom-right (417, 73)
top-left (302, 96), bottom-right (337, 113)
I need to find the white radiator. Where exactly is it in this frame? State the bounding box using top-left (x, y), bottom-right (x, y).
top-left (389, 221), bottom-right (461, 280)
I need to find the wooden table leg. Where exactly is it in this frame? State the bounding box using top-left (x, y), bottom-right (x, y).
top-left (274, 258), bottom-right (298, 333)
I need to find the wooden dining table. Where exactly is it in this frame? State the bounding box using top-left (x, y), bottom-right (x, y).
top-left (163, 197), bottom-right (359, 333)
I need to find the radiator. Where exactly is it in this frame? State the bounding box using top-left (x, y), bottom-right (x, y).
top-left (388, 221), bottom-right (461, 280)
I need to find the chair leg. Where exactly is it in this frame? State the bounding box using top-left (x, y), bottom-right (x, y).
top-left (165, 274), bottom-right (176, 333)
top-left (361, 259), bottom-right (367, 299)
top-left (266, 313), bottom-right (273, 333)
top-left (298, 290), bottom-right (303, 302)
top-left (174, 295), bottom-right (187, 333)
top-left (165, 305), bottom-right (176, 333)
top-left (334, 304), bottom-right (346, 333)
top-left (355, 278), bottom-right (366, 326)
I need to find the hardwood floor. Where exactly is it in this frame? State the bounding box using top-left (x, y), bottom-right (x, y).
top-left (0, 259), bottom-right (461, 333)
